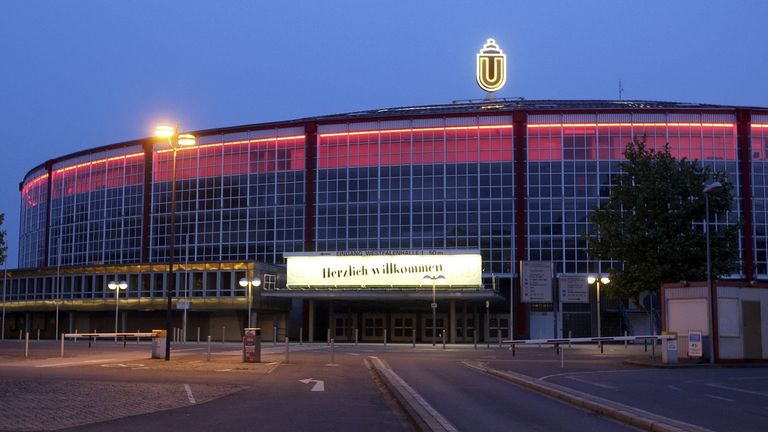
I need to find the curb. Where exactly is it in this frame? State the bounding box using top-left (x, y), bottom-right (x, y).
top-left (462, 361), bottom-right (714, 432)
top-left (366, 357), bottom-right (458, 432)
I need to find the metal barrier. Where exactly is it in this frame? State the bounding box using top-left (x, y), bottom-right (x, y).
top-left (505, 334), bottom-right (675, 356)
top-left (60, 332), bottom-right (159, 356)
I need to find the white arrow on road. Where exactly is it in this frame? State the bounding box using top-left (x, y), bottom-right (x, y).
top-left (299, 378), bottom-right (325, 392)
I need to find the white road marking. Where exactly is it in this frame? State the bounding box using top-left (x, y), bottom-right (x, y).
top-left (668, 385), bottom-right (683, 391)
top-left (707, 395), bottom-right (735, 402)
top-left (566, 375), bottom-right (617, 390)
top-left (299, 378), bottom-right (325, 391)
top-left (184, 384), bottom-right (196, 404)
top-left (36, 359), bottom-right (116, 368)
top-left (706, 383), bottom-right (768, 397)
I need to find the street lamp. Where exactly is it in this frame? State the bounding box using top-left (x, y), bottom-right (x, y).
top-left (704, 181), bottom-right (723, 365)
top-left (423, 274), bottom-right (446, 346)
top-left (587, 276), bottom-right (610, 342)
top-left (239, 276), bottom-right (262, 328)
top-left (108, 280), bottom-right (128, 342)
top-left (155, 124), bottom-right (196, 360)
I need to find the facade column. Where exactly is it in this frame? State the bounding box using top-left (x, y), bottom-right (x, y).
top-left (308, 299), bottom-right (315, 343)
top-left (449, 299), bottom-right (456, 344)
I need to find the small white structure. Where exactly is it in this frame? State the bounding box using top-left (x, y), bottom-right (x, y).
top-left (662, 281), bottom-right (767, 362)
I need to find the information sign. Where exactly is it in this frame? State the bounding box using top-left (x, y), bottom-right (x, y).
top-left (688, 331), bottom-right (703, 358)
top-left (521, 261), bottom-right (553, 303)
top-left (558, 276), bottom-right (589, 303)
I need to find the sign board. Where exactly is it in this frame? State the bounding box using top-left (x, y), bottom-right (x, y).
top-left (558, 275), bottom-right (589, 303)
top-left (176, 301), bottom-right (190, 310)
top-left (520, 261), bottom-right (553, 303)
top-left (688, 331), bottom-right (703, 358)
top-left (285, 250), bottom-right (482, 289)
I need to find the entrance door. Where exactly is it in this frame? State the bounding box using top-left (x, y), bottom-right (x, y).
top-left (488, 314), bottom-right (510, 342)
top-left (332, 314), bottom-right (358, 342)
top-left (454, 313), bottom-right (476, 343)
top-left (391, 314), bottom-right (416, 342)
top-left (362, 313), bottom-right (386, 342)
top-left (422, 314), bottom-right (447, 343)
top-left (743, 301), bottom-right (763, 359)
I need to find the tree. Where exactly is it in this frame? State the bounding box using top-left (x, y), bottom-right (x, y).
top-left (588, 137), bottom-right (739, 302)
top-left (0, 212), bottom-right (6, 266)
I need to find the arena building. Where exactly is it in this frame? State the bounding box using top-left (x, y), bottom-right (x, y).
top-left (4, 98), bottom-right (768, 344)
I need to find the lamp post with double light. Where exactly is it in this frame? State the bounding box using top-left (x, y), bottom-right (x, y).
top-left (587, 276), bottom-right (610, 344)
top-left (239, 276), bottom-right (262, 328)
top-left (108, 280), bottom-right (128, 342)
top-left (704, 181), bottom-right (723, 365)
top-left (423, 274), bottom-right (445, 346)
top-left (155, 125), bottom-right (196, 360)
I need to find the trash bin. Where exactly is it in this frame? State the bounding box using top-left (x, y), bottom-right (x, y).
top-left (662, 333), bottom-right (678, 364)
top-left (243, 327), bottom-right (261, 363)
top-left (151, 329), bottom-right (167, 359)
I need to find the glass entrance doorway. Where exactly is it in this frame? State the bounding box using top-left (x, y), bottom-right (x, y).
top-left (362, 313), bottom-right (386, 342)
top-left (421, 313), bottom-right (447, 343)
top-left (332, 314), bottom-right (358, 342)
top-left (390, 313), bottom-right (416, 342)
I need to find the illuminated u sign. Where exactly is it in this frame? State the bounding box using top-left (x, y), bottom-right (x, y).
top-left (476, 38), bottom-right (506, 92)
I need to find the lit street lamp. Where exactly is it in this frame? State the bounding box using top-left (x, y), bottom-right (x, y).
top-left (704, 181), bottom-right (723, 365)
top-left (155, 124), bottom-right (196, 360)
top-left (587, 275), bottom-right (610, 343)
top-left (423, 274), bottom-right (445, 346)
top-left (108, 280), bottom-right (128, 342)
top-left (239, 276), bottom-right (262, 328)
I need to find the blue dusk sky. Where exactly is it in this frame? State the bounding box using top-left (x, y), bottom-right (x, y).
top-left (1, 1), bottom-right (767, 267)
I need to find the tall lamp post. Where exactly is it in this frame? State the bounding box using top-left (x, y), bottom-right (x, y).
top-left (704, 181), bottom-right (723, 365)
top-left (423, 274), bottom-right (445, 346)
top-left (587, 276), bottom-right (610, 343)
top-left (108, 280), bottom-right (128, 342)
top-left (239, 276), bottom-right (262, 328)
top-left (155, 125), bottom-right (196, 360)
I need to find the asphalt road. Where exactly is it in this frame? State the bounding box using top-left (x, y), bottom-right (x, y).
top-left (1, 340), bottom-right (767, 431)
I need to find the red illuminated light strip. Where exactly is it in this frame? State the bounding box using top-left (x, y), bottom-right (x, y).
top-left (155, 134), bottom-right (306, 155)
top-left (54, 152), bottom-right (145, 175)
top-left (22, 173), bottom-right (49, 195)
top-left (528, 122), bottom-right (735, 129)
top-left (318, 125), bottom-right (514, 139)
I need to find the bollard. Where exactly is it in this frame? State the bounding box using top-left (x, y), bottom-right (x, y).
top-left (412, 330), bottom-right (416, 348)
top-left (624, 331), bottom-right (628, 349)
top-left (474, 329), bottom-right (477, 350)
top-left (60, 333), bottom-right (65, 358)
top-left (354, 328), bottom-right (358, 346)
top-left (568, 331), bottom-right (572, 348)
top-left (300, 327), bottom-right (303, 345)
top-left (37, 328), bottom-right (40, 341)
top-left (19, 329), bottom-right (22, 341)
top-left (207, 335), bottom-right (212, 361)
top-left (644, 338), bottom-right (648, 352)
top-left (137, 329), bottom-right (140, 345)
top-left (330, 338), bottom-right (336, 365)
top-left (273, 326), bottom-right (277, 346)
top-left (498, 329), bottom-right (502, 348)
top-left (327, 328), bottom-right (331, 345)
top-left (561, 345), bottom-right (565, 368)
top-left (285, 337), bottom-right (290, 364)
top-left (443, 331), bottom-right (446, 350)
top-left (197, 327), bottom-right (201, 344)
top-left (25, 332), bottom-right (29, 358)
top-left (384, 329), bottom-right (387, 347)
top-left (222, 326), bottom-right (226, 343)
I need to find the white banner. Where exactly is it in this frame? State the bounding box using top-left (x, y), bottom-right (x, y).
top-left (521, 261), bottom-right (553, 303)
top-left (286, 251), bottom-right (482, 288)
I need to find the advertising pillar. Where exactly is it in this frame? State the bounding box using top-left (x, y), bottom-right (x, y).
top-left (243, 327), bottom-right (261, 363)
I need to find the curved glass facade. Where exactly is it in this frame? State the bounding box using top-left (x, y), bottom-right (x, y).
top-left (15, 103), bottom-right (766, 284)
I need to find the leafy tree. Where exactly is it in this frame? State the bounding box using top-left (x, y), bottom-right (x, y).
top-left (588, 137), bottom-right (739, 302)
top-left (0, 212), bottom-right (6, 266)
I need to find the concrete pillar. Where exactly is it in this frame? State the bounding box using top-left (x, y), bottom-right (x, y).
top-left (308, 299), bottom-right (315, 343)
top-left (450, 300), bottom-right (456, 344)
top-left (120, 311), bottom-right (127, 333)
top-left (68, 312), bottom-right (75, 333)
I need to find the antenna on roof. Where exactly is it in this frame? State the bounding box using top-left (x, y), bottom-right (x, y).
top-left (618, 80), bottom-right (624, 100)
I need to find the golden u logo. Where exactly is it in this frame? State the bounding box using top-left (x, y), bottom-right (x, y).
top-left (476, 38), bottom-right (506, 92)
